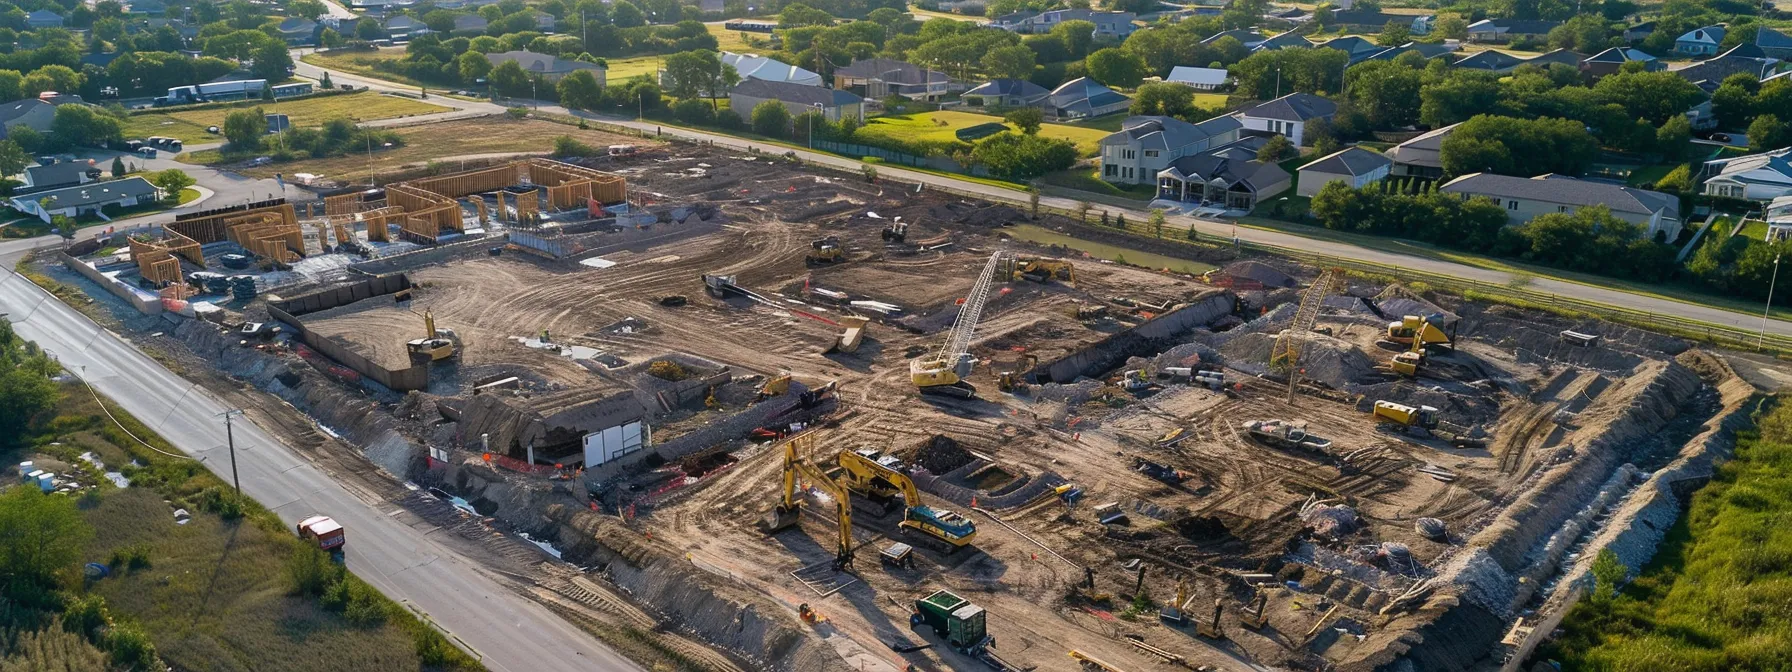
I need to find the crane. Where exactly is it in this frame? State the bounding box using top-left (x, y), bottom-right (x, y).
top-left (763, 434), bottom-right (856, 571)
top-left (835, 448), bottom-right (977, 551)
top-left (1269, 268), bottom-right (1341, 402)
top-left (911, 251), bottom-right (1008, 398)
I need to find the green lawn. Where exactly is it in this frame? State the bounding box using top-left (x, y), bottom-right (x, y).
top-left (122, 91), bottom-right (452, 144)
top-left (604, 55), bottom-right (664, 82)
top-left (859, 110), bottom-right (1111, 156)
top-left (302, 47), bottom-right (424, 86)
top-left (1040, 167), bottom-right (1157, 200)
top-left (178, 187), bottom-right (201, 204)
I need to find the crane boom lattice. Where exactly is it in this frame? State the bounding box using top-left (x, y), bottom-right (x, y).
top-left (1271, 268), bottom-right (1342, 402)
top-left (937, 251), bottom-right (1008, 362)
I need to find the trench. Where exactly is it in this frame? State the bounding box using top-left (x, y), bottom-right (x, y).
top-left (1000, 224), bottom-right (1220, 275)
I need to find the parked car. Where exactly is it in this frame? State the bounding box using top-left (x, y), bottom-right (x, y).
top-left (206, 125), bottom-right (219, 134)
top-left (137, 147), bottom-right (157, 158)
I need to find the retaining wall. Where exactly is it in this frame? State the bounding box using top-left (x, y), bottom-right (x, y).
top-left (61, 253), bottom-right (161, 314)
top-left (583, 381), bottom-right (838, 482)
top-left (347, 235), bottom-right (496, 276)
top-left (266, 273), bottom-right (430, 392)
top-left (1032, 290), bottom-right (1234, 383)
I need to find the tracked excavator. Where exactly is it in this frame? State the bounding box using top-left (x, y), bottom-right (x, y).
top-left (835, 448), bottom-right (977, 552)
top-left (406, 310), bottom-right (459, 362)
top-left (805, 236), bottom-right (845, 264)
top-left (762, 435), bottom-right (856, 570)
top-left (1003, 256), bottom-right (1076, 286)
top-left (911, 251), bottom-right (1007, 398)
top-left (1389, 318), bottom-right (1452, 377)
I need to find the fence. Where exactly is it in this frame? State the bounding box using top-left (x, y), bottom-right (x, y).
top-left (809, 139), bottom-right (990, 177)
top-left (266, 274), bottom-right (431, 391)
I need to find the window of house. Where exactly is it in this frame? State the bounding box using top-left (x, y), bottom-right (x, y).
top-left (1144, 150), bottom-right (1158, 158)
top-left (1558, 206), bottom-right (1569, 212)
top-left (1105, 164), bottom-right (1116, 176)
top-left (1508, 200), bottom-right (1519, 210)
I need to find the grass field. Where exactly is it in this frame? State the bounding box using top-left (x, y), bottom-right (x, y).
top-left (910, 7), bottom-right (990, 22)
top-left (1542, 400), bottom-right (1790, 671)
top-left (1040, 167), bottom-right (1158, 200)
top-left (192, 116), bottom-right (643, 183)
top-left (122, 91), bottom-right (451, 144)
top-left (859, 110), bottom-right (1111, 155)
top-left (604, 54), bottom-right (665, 82)
top-left (302, 47), bottom-right (422, 85)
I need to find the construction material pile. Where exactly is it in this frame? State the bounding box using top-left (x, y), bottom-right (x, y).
top-left (1301, 500), bottom-right (1360, 539)
top-left (910, 435), bottom-right (976, 475)
top-left (1220, 261), bottom-right (1297, 288)
top-left (1219, 332), bottom-right (1379, 389)
top-left (1416, 517), bottom-right (1448, 541)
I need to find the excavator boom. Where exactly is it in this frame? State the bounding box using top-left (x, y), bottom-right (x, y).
top-left (836, 449), bottom-right (976, 549)
top-left (766, 435), bottom-right (855, 569)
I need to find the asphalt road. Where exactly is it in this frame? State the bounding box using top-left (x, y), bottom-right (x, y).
top-left (0, 269), bottom-right (644, 672)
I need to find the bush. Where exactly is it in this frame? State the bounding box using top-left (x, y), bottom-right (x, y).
top-left (107, 544), bottom-right (151, 571)
top-left (287, 546), bottom-right (345, 597)
top-left (646, 360), bottom-right (688, 381)
top-left (103, 623), bottom-right (159, 670)
top-left (750, 100), bottom-right (792, 138)
top-left (672, 98), bottom-right (714, 125)
top-left (322, 576), bottom-right (389, 626)
top-left (552, 135), bottom-right (596, 158)
top-left (716, 110), bottom-right (743, 130)
top-left (193, 486), bottom-right (244, 520)
top-left (415, 626), bottom-right (459, 667)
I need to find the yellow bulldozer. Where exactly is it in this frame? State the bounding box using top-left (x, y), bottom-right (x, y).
top-left (1004, 256), bottom-right (1076, 286)
top-left (806, 237), bottom-right (845, 264)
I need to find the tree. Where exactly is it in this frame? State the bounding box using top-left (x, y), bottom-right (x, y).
top-left (1129, 82), bottom-right (1197, 118)
top-left (319, 27), bottom-right (344, 49)
top-left (981, 45), bottom-right (1036, 81)
top-left (250, 40), bottom-right (294, 81)
top-left (49, 105), bottom-right (122, 149)
top-left (1085, 48), bottom-right (1147, 88)
top-left (1592, 70), bottom-right (1707, 126)
top-left (0, 139), bottom-right (25, 177)
top-left (0, 488), bottom-right (92, 591)
top-left (457, 51), bottom-right (491, 84)
top-left (1344, 59), bottom-right (1424, 129)
top-left (489, 59), bottom-right (531, 97)
top-left (779, 2), bottom-right (833, 28)
top-left (1655, 115), bottom-right (1692, 160)
top-left (1377, 20), bottom-right (1410, 46)
top-left (662, 49), bottom-right (730, 104)
top-left (222, 107), bottom-right (266, 150)
top-left (1440, 114), bottom-right (1597, 177)
top-left (556, 70), bottom-right (604, 110)
top-left (1257, 134), bottom-right (1293, 161)
top-left (610, 0), bottom-right (645, 27)
top-left (110, 156), bottom-right (125, 177)
top-left (1590, 548), bottom-right (1627, 602)
top-left (152, 168), bottom-right (195, 198)
top-left (1749, 114), bottom-right (1789, 152)
top-left (355, 17), bottom-right (383, 40)
top-left (1049, 20), bottom-right (1098, 60)
top-left (320, 71), bottom-right (334, 89)
top-left (1149, 209), bottom-right (1165, 238)
top-left (751, 100), bottom-right (792, 138)
top-left (20, 65), bottom-right (83, 97)
top-left (0, 323), bottom-right (55, 450)
top-left (1004, 106), bottom-right (1043, 134)
top-left (969, 132), bottom-right (1076, 179)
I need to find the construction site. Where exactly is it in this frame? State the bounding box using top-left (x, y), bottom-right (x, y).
top-left (56, 135), bottom-right (1764, 672)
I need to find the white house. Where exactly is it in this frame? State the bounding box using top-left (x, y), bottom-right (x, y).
top-left (1098, 114), bottom-right (1243, 185)
top-left (11, 177), bottom-right (162, 222)
top-left (1234, 92), bottom-right (1337, 147)
top-left (1386, 123), bottom-right (1459, 178)
top-left (1441, 173), bottom-right (1683, 240)
top-left (1701, 147), bottom-right (1792, 201)
top-left (1296, 147), bottom-right (1392, 197)
top-left (723, 52), bottom-right (822, 86)
top-left (1675, 25), bottom-right (1727, 57)
top-left (1766, 194), bottom-right (1792, 241)
top-left (1166, 66), bottom-right (1228, 91)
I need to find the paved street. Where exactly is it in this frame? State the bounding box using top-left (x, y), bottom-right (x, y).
top-left (0, 268), bottom-right (643, 672)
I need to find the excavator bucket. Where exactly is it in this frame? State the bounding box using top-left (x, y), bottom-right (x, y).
top-left (761, 503), bottom-right (802, 533)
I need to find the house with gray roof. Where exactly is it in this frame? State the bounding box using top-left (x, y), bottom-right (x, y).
top-left (1701, 147), bottom-right (1792, 202)
top-left (24, 10), bottom-right (63, 28)
top-left (1759, 27), bottom-right (1792, 60)
top-left (1156, 136), bottom-right (1291, 210)
top-left (277, 17), bottom-right (318, 45)
top-left (1582, 47), bottom-right (1664, 78)
top-left (989, 9), bottom-right (1136, 38)
top-left (1235, 92), bottom-right (1336, 146)
top-left (1671, 43), bottom-right (1784, 90)
top-left (1202, 28), bottom-right (1267, 47)
top-left (1441, 173), bottom-right (1683, 240)
top-left (1455, 48), bottom-right (1583, 73)
top-left (485, 50), bottom-right (605, 83)
top-left (1046, 77), bottom-right (1129, 120)
top-left (0, 99), bottom-right (56, 139)
top-left (728, 78), bottom-right (863, 123)
top-left (21, 160), bottom-right (100, 192)
top-left (1166, 66), bottom-right (1227, 91)
top-left (1297, 146), bottom-right (1391, 197)
top-left (961, 79), bottom-right (1050, 108)
top-left (1326, 10), bottom-right (1411, 33)
top-left (1465, 18), bottom-right (1560, 43)
top-left (1098, 114), bottom-right (1243, 185)
top-left (833, 58), bottom-right (950, 100)
top-left (11, 177), bottom-right (161, 221)
top-left (1386, 122), bottom-right (1458, 178)
top-left (384, 15), bottom-right (429, 39)
top-left (453, 14), bottom-right (489, 33)
top-left (1676, 25), bottom-right (1726, 57)
top-left (1252, 31), bottom-right (1313, 52)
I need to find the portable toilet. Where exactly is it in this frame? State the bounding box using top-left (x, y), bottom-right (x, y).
top-left (18, 461), bottom-right (33, 481)
top-left (36, 472), bottom-right (53, 492)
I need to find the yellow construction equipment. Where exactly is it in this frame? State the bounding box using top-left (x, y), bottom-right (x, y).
top-left (1069, 650), bottom-right (1127, 672)
top-left (1271, 268), bottom-right (1342, 402)
top-left (758, 374), bottom-right (792, 400)
top-left (1387, 316), bottom-right (1451, 377)
top-left (1385, 315), bottom-right (1451, 346)
top-left (835, 448), bottom-right (977, 551)
top-left (912, 251), bottom-right (1007, 398)
top-left (763, 435), bottom-right (856, 570)
top-left (1373, 400), bottom-right (1438, 429)
top-left (996, 354), bottom-right (1038, 393)
top-left (405, 310), bottom-right (458, 362)
top-left (1004, 256), bottom-right (1076, 285)
top-left (830, 315), bottom-right (870, 354)
top-left (805, 236), bottom-right (845, 264)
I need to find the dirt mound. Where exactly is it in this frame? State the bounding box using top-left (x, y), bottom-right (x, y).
top-left (958, 204), bottom-right (1027, 228)
top-left (1221, 261), bottom-right (1297, 288)
top-left (911, 435), bottom-right (976, 474)
top-left (1174, 515), bottom-right (1231, 540)
top-left (1219, 331), bottom-right (1380, 389)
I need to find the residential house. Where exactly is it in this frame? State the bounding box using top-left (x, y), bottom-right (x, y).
top-left (1325, 10), bottom-right (1410, 33)
top-left (81, 52), bottom-right (122, 69)
top-left (1357, 41), bottom-right (1458, 63)
top-left (384, 15), bottom-right (429, 39)
top-left (1201, 28), bottom-right (1267, 47)
top-left (453, 14), bottom-right (489, 33)
top-left (25, 10), bottom-right (63, 28)
top-left (1252, 31), bottom-right (1313, 52)
top-left (277, 17), bottom-right (318, 45)
top-left (1675, 25), bottom-right (1726, 57)
top-left (1098, 114), bottom-right (1243, 185)
top-left (10, 177), bottom-right (161, 221)
top-left (727, 78), bottom-right (864, 123)
top-left (1700, 147), bottom-right (1792, 201)
top-left (1046, 77), bottom-right (1129, 120)
top-left (1465, 18), bottom-right (1561, 43)
top-left (1386, 122), bottom-right (1459, 178)
top-left (1757, 26), bottom-right (1792, 60)
top-left (1441, 173), bottom-right (1683, 240)
top-left (1765, 194), bottom-right (1792, 240)
top-left (1581, 47), bottom-right (1664, 77)
top-left (0, 99), bottom-right (56, 139)
top-left (1671, 43), bottom-right (1784, 91)
top-left (1455, 48), bottom-right (1584, 73)
top-left (1622, 21), bottom-right (1655, 43)
top-left (1156, 136), bottom-right (1291, 210)
top-left (960, 78), bottom-right (1050, 108)
top-left (722, 52), bottom-right (821, 86)
top-left (1685, 98), bottom-right (1719, 130)
top-left (1312, 35), bottom-right (1389, 63)
top-left (485, 51), bottom-right (605, 84)
top-left (126, 0), bottom-right (166, 14)
top-left (989, 9), bottom-right (1137, 38)
top-left (1296, 146), bottom-right (1392, 197)
top-left (1166, 66), bottom-right (1227, 91)
top-left (524, 9), bottom-right (554, 30)
top-left (19, 161), bottom-right (100, 192)
top-left (833, 58), bottom-right (950, 100)
top-left (1410, 15), bottom-right (1435, 35)
top-left (1235, 92), bottom-right (1336, 146)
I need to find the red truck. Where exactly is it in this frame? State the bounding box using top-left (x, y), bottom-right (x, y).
top-left (297, 515), bottom-right (346, 562)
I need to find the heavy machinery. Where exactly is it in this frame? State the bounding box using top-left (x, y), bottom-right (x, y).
top-left (763, 435), bottom-right (856, 570)
top-left (996, 354), bottom-right (1037, 393)
top-left (757, 374), bottom-right (792, 400)
top-left (1386, 315), bottom-right (1452, 377)
top-left (805, 236), bottom-right (845, 264)
top-left (1242, 419), bottom-right (1333, 453)
top-left (836, 448), bottom-right (977, 551)
top-left (912, 590), bottom-right (992, 654)
top-left (881, 219), bottom-right (908, 243)
top-left (911, 251), bottom-right (1007, 398)
top-left (406, 310), bottom-right (458, 362)
top-left (1270, 268), bottom-right (1341, 402)
top-left (297, 514), bottom-right (345, 563)
top-left (830, 315), bottom-right (870, 354)
top-left (1003, 256), bottom-right (1076, 285)
top-left (1373, 400), bottom-right (1485, 448)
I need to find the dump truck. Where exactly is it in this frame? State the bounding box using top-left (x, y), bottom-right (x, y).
top-left (1242, 419), bottom-right (1332, 453)
top-left (1372, 400), bottom-right (1485, 448)
top-left (912, 590), bottom-right (992, 654)
top-left (297, 515), bottom-right (345, 562)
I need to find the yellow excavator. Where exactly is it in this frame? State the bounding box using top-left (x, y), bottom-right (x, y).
top-left (831, 315), bottom-right (870, 354)
top-left (805, 237), bottom-right (845, 264)
top-left (912, 252), bottom-right (1007, 398)
top-left (1387, 316), bottom-right (1451, 377)
top-left (763, 436), bottom-right (856, 571)
top-left (1372, 400), bottom-right (1438, 429)
top-left (406, 310), bottom-right (458, 362)
top-left (1004, 256), bottom-right (1076, 286)
top-left (835, 448), bottom-right (977, 551)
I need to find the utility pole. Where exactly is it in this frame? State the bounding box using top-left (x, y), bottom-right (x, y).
top-left (218, 409), bottom-right (244, 494)
top-left (1760, 253), bottom-right (1781, 349)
